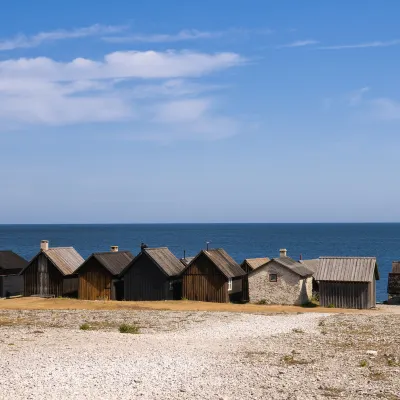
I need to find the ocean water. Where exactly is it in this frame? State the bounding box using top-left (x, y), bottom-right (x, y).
top-left (0, 223), bottom-right (398, 302)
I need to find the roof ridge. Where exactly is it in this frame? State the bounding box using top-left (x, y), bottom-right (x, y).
top-left (45, 247), bottom-right (74, 250)
top-left (319, 256), bottom-right (376, 259)
top-left (93, 250), bottom-right (131, 255)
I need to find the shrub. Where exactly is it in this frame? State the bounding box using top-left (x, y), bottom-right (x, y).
top-left (359, 360), bottom-right (368, 367)
top-left (181, 297), bottom-right (188, 301)
top-left (327, 303), bottom-right (335, 308)
top-left (302, 301), bottom-right (318, 308)
top-left (79, 323), bottom-right (91, 331)
top-left (257, 299), bottom-right (267, 305)
top-left (119, 323), bottom-right (140, 334)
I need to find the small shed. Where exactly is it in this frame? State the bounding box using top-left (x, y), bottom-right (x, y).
top-left (77, 247), bottom-right (133, 300)
top-left (241, 257), bottom-right (270, 302)
top-left (248, 249), bottom-right (314, 305)
top-left (121, 247), bottom-right (185, 301)
top-left (0, 251), bottom-right (28, 298)
top-left (387, 261), bottom-right (400, 304)
top-left (314, 257), bottom-right (379, 309)
top-left (21, 240), bottom-right (84, 298)
top-left (182, 248), bottom-right (246, 303)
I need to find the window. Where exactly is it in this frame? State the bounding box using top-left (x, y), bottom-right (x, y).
top-left (228, 278), bottom-right (232, 291)
top-left (169, 281), bottom-right (174, 291)
top-left (269, 274), bottom-right (278, 282)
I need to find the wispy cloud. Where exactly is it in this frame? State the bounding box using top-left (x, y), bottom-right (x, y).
top-left (319, 39), bottom-right (400, 50)
top-left (348, 86), bottom-right (370, 106)
top-left (277, 39), bottom-right (319, 48)
top-left (0, 24), bottom-right (126, 51)
top-left (103, 28), bottom-right (273, 43)
top-left (370, 98), bottom-right (400, 121)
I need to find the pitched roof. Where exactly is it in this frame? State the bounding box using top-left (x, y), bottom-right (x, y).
top-left (122, 247), bottom-right (185, 277)
top-left (314, 257), bottom-right (379, 282)
top-left (180, 256), bottom-right (195, 267)
top-left (77, 251), bottom-right (134, 276)
top-left (242, 257), bottom-right (270, 271)
top-left (299, 259), bottom-right (320, 274)
top-left (0, 251), bottom-right (28, 272)
top-left (195, 249), bottom-right (246, 278)
top-left (249, 256), bottom-right (314, 278)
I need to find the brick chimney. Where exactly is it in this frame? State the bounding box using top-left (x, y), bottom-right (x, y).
top-left (41, 240), bottom-right (49, 251)
top-left (279, 248), bottom-right (287, 258)
top-left (110, 246), bottom-right (119, 252)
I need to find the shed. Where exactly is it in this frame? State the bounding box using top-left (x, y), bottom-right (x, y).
top-left (387, 261), bottom-right (400, 304)
top-left (121, 247), bottom-right (185, 301)
top-left (182, 248), bottom-right (246, 303)
top-left (21, 240), bottom-right (84, 298)
top-left (241, 257), bottom-right (270, 302)
top-left (314, 257), bottom-right (379, 309)
top-left (77, 247), bottom-right (133, 300)
top-left (248, 249), bottom-right (314, 305)
top-left (0, 251), bottom-right (28, 298)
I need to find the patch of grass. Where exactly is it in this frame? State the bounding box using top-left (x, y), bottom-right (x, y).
top-left (370, 371), bottom-right (387, 381)
top-left (321, 387), bottom-right (344, 398)
top-left (385, 355), bottom-right (400, 367)
top-left (292, 328), bottom-right (305, 334)
top-left (327, 303), bottom-right (335, 308)
top-left (79, 323), bottom-right (91, 331)
top-left (359, 359), bottom-right (368, 367)
top-left (257, 299), bottom-right (267, 305)
top-left (281, 354), bottom-right (312, 365)
top-left (301, 301), bottom-right (318, 308)
top-left (181, 297), bottom-right (188, 301)
top-left (8, 343), bottom-right (15, 346)
top-left (119, 323), bottom-right (140, 334)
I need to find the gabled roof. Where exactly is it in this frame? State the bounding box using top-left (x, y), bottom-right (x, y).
top-left (250, 256), bottom-right (314, 278)
top-left (21, 247), bottom-right (84, 276)
top-left (299, 259), bottom-right (320, 274)
top-left (121, 247), bottom-right (185, 278)
top-left (189, 249), bottom-right (246, 278)
top-left (77, 251), bottom-right (134, 276)
top-left (180, 256), bottom-right (195, 267)
top-left (0, 251), bottom-right (28, 272)
top-left (314, 257), bottom-right (379, 282)
top-left (241, 257), bottom-right (270, 271)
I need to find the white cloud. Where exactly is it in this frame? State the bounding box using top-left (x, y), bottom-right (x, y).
top-left (370, 98), bottom-right (400, 120)
top-left (319, 39), bottom-right (400, 50)
top-left (0, 24), bottom-right (126, 51)
top-left (348, 86), bottom-right (370, 106)
top-left (277, 40), bottom-right (319, 48)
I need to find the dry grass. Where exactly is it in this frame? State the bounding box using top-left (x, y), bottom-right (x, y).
top-left (0, 297), bottom-right (386, 314)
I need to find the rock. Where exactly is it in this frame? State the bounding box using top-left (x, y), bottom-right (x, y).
top-left (366, 350), bottom-right (378, 357)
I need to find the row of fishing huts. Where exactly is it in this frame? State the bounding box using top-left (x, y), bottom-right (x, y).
top-left (0, 240), bottom-right (383, 309)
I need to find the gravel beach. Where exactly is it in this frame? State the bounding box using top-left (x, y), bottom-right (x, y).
top-left (0, 307), bottom-right (399, 399)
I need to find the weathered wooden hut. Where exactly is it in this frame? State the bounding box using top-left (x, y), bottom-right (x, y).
top-left (387, 261), bottom-right (400, 304)
top-left (182, 248), bottom-right (246, 303)
top-left (241, 257), bottom-right (270, 302)
top-left (314, 257), bottom-right (379, 309)
top-left (21, 240), bottom-right (84, 298)
top-left (121, 246), bottom-right (185, 301)
top-left (0, 250), bottom-right (28, 298)
top-left (76, 246), bottom-right (133, 300)
top-left (248, 249), bottom-right (314, 305)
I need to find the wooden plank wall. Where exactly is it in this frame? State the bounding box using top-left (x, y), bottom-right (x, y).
top-left (182, 254), bottom-right (229, 303)
top-left (319, 281), bottom-right (371, 309)
top-left (63, 275), bottom-right (78, 298)
top-left (78, 258), bottom-right (113, 300)
top-left (124, 254), bottom-right (171, 301)
top-left (23, 255), bottom-right (64, 297)
top-left (0, 275), bottom-right (23, 297)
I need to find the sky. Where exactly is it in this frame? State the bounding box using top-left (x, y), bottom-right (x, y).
top-left (1, 0), bottom-right (400, 223)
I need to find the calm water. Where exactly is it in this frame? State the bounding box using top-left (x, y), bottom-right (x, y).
top-left (0, 223), bottom-right (398, 302)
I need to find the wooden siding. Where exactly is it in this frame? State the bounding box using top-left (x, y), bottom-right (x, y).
top-left (124, 253), bottom-right (174, 301)
top-left (319, 281), bottom-right (375, 309)
top-left (0, 275), bottom-right (23, 298)
top-left (63, 275), bottom-right (78, 298)
top-left (241, 262), bottom-right (252, 302)
top-left (78, 258), bottom-right (114, 300)
top-left (182, 253), bottom-right (230, 303)
top-left (388, 273), bottom-right (400, 295)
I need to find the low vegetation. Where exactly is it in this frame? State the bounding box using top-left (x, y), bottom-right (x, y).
top-left (256, 299), bottom-right (267, 305)
top-left (119, 323), bottom-right (140, 334)
top-left (359, 359), bottom-right (368, 367)
top-left (281, 354), bottom-right (312, 365)
top-left (79, 323), bottom-right (91, 331)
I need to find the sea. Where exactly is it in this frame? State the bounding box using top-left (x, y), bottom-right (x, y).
top-left (1, 223), bottom-right (399, 302)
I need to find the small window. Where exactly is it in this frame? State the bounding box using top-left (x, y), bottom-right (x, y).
top-left (228, 278), bottom-right (233, 291)
top-left (269, 274), bottom-right (278, 282)
top-left (169, 281), bottom-right (174, 291)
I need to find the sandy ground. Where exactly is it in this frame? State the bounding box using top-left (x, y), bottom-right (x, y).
top-left (0, 301), bottom-right (399, 399)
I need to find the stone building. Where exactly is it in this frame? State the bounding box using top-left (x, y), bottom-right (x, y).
top-left (248, 249), bottom-right (314, 305)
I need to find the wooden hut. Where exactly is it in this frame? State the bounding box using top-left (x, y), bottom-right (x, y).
top-left (0, 250), bottom-right (28, 298)
top-left (121, 246), bottom-right (185, 301)
top-left (241, 257), bottom-right (270, 302)
top-left (314, 257), bottom-right (379, 309)
top-left (76, 246), bottom-right (133, 300)
top-left (182, 248), bottom-right (246, 303)
top-left (387, 261), bottom-right (400, 304)
top-left (21, 240), bottom-right (84, 298)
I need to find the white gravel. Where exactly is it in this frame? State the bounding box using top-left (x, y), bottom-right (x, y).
top-left (1, 310), bottom-right (399, 399)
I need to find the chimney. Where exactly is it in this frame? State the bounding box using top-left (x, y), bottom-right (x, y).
top-left (110, 246), bottom-right (118, 252)
top-left (183, 250), bottom-right (186, 260)
top-left (140, 243), bottom-right (148, 251)
top-left (279, 248), bottom-right (287, 258)
top-left (41, 240), bottom-right (49, 251)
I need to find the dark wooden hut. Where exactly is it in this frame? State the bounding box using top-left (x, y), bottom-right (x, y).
top-left (121, 247), bottom-right (185, 301)
top-left (241, 257), bottom-right (270, 302)
top-left (77, 247), bottom-right (133, 300)
top-left (21, 240), bottom-right (84, 298)
top-left (0, 250), bottom-right (28, 298)
top-left (182, 248), bottom-right (246, 303)
top-left (387, 261), bottom-right (400, 304)
top-left (314, 257), bottom-right (379, 309)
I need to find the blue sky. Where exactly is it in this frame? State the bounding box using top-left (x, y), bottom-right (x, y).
top-left (1, 0), bottom-right (400, 223)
